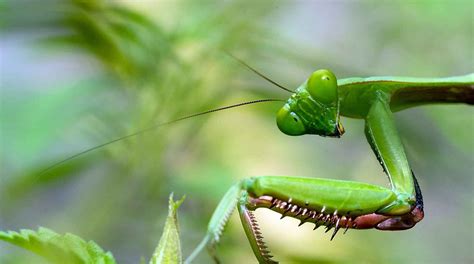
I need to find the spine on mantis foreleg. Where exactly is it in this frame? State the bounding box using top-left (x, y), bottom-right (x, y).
top-left (184, 182), bottom-right (242, 263)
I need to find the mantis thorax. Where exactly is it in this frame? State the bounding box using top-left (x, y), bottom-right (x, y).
top-left (276, 69), bottom-right (344, 137)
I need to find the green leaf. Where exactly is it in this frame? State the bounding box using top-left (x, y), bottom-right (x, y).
top-left (0, 227), bottom-right (116, 264)
top-left (150, 193), bottom-right (185, 264)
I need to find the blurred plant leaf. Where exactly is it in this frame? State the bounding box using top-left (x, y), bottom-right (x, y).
top-left (0, 227), bottom-right (116, 264)
top-left (1, 0), bottom-right (293, 262)
top-left (150, 193), bottom-right (185, 264)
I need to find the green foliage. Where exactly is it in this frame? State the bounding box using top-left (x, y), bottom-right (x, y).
top-left (150, 194), bottom-right (185, 264)
top-left (0, 194), bottom-right (187, 264)
top-left (0, 227), bottom-right (116, 264)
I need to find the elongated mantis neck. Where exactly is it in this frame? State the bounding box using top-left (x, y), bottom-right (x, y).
top-left (338, 73), bottom-right (474, 118)
top-left (390, 81), bottom-right (474, 111)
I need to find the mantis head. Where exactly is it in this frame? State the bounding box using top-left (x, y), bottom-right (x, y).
top-left (277, 69), bottom-right (345, 137)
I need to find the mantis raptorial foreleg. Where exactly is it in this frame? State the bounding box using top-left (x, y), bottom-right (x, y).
top-left (188, 174), bottom-right (422, 263)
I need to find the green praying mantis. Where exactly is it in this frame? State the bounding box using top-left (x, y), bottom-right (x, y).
top-left (183, 62), bottom-right (473, 263)
top-left (42, 56), bottom-right (474, 263)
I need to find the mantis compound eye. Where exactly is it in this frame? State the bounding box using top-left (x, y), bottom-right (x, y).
top-left (307, 69), bottom-right (338, 105)
top-left (277, 69), bottom-right (342, 137)
top-left (276, 104), bottom-right (306, 136)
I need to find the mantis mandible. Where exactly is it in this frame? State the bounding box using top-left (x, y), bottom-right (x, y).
top-left (42, 56), bottom-right (474, 263)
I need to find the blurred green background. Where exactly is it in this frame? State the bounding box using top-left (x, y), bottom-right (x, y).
top-left (1, 0), bottom-right (473, 263)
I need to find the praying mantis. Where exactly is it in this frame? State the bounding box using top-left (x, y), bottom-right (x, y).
top-left (182, 64), bottom-right (473, 263)
top-left (42, 57), bottom-right (474, 263)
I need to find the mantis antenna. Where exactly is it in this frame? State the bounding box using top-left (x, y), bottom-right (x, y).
top-left (224, 51), bottom-right (295, 93)
top-left (39, 98), bottom-right (284, 175)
